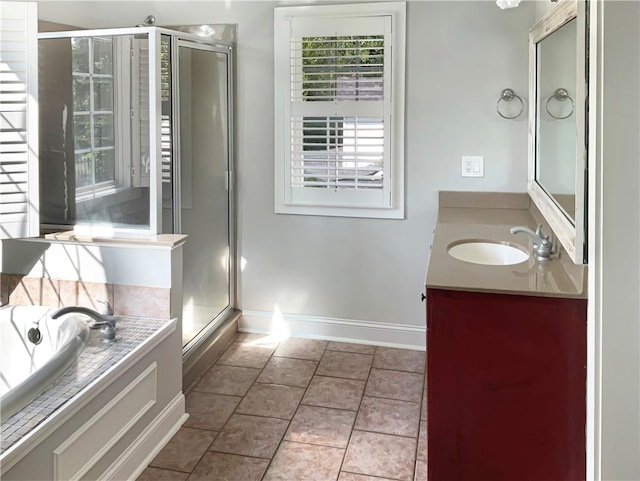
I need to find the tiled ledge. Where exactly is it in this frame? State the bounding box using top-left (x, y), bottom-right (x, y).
top-left (0, 275), bottom-right (170, 319)
top-left (43, 232), bottom-right (188, 249)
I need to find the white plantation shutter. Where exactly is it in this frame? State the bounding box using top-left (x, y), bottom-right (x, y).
top-left (0, 1), bottom-right (39, 238)
top-left (275, 3), bottom-right (405, 219)
top-left (134, 37), bottom-right (171, 187)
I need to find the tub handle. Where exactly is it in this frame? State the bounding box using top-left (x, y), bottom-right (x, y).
top-left (97, 299), bottom-right (114, 316)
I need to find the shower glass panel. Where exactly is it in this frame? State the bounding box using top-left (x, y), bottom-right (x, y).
top-left (39, 27), bottom-right (235, 354)
top-left (178, 43), bottom-right (231, 348)
top-left (39, 34), bottom-right (152, 231)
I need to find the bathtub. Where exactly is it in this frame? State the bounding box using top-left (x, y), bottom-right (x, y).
top-left (0, 306), bottom-right (90, 423)
top-left (1, 310), bottom-right (182, 481)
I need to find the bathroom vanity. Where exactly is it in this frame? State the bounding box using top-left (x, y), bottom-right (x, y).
top-left (425, 192), bottom-right (587, 481)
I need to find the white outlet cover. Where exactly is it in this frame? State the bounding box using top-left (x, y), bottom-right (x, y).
top-left (461, 156), bottom-right (484, 177)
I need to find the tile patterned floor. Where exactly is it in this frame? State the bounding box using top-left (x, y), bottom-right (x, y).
top-left (137, 334), bottom-right (427, 481)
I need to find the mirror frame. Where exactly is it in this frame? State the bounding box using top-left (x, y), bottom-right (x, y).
top-left (528, 0), bottom-right (587, 264)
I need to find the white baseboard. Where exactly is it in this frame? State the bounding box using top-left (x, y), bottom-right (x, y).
top-left (101, 392), bottom-right (188, 481)
top-left (239, 310), bottom-right (425, 351)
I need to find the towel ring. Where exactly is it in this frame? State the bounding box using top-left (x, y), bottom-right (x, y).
top-left (545, 88), bottom-right (574, 120)
top-left (497, 88), bottom-right (524, 120)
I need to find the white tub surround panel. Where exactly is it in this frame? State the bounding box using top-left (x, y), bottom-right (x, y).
top-left (1, 315), bottom-right (185, 481)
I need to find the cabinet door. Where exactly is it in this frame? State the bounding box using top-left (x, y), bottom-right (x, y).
top-left (427, 288), bottom-right (586, 481)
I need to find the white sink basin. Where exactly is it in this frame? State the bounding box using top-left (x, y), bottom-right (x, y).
top-left (448, 241), bottom-right (529, 266)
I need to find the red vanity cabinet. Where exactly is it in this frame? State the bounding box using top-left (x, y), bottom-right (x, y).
top-left (426, 288), bottom-right (587, 481)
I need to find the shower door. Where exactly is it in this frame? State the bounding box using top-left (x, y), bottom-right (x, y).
top-left (175, 41), bottom-right (233, 351)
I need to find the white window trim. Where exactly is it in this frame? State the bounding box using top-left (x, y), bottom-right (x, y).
top-left (73, 36), bottom-right (131, 203)
top-left (274, 2), bottom-right (406, 219)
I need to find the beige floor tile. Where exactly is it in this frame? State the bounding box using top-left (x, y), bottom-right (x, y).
top-left (194, 364), bottom-right (261, 397)
top-left (236, 383), bottom-right (305, 419)
top-left (414, 460), bottom-right (427, 481)
top-left (355, 396), bottom-right (421, 438)
top-left (235, 332), bottom-right (279, 347)
top-left (417, 420), bottom-right (426, 461)
top-left (285, 405), bottom-right (356, 448)
top-left (327, 342), bottom-right (376, 355)
top-left (184, 376), bottom-right (202, 396)
top-left (373, 347), bottom-right (426, 373)
top-left (262, 441), bottom-right (345, 481)
top-left (302, 376), bottom-right (366, 411)
top-left (343, 430), bottom-right (416, 481)
top-left (338, 473), bottom-right (397, 481)
top-left (143, 336), bottom-right (428, 481)
top-left (136, 467), bottom-right (188, 481)
top-left (210, 413), bottom-right (289, 459)
top-left (421, 387), bottom-right (427, 420)
top-left (274, 338), bottom-right (328, 360)
top-left (365, 368), bottom-right (424, 402)
top-left (257, 356), bottom-right (318, 387)
top-left (183, 391), bottom-right (241, 431)
top-left (316, 351), bottom-right (373, 381)
top-left (149, 427), bottom-right (216, 472)
top-left (188, 452), bottom-right (268, 481)
top-left (217, 341), bottom-right (275, 368)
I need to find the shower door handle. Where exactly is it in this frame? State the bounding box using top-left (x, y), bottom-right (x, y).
top-left (224, 170), bottom-right (232, 191)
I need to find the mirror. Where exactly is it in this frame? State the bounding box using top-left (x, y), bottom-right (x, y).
top-left (536, 19), bottom-right (577, 221)
top-left (529, 0), bottom-right (587, 264)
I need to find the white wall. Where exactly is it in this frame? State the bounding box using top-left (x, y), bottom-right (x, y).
top-left (243, 1), bottom-right (532, 328)
top-left (534, 0), bottom-right (555, 22)
top-left (591, 1), bottom-right (640, 478)
top-left (36, 1), bottom-right (533, 331)
top-left (0, 239), bottom-right (174, 287)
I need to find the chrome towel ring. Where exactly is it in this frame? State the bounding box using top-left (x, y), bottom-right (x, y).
top-left (545, 88), bottom-right (574, 119)
top-left (497, 88), bottom-right (524, 119)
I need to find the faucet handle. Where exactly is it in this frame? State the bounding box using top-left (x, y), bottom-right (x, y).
top-left (535, 224), bottom-right (551, 242)
top-left (96, 299), bottom-right (114, 316)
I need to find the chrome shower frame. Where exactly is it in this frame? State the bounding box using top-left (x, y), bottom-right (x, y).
top-left (39, 26), bottom-right (237, 358)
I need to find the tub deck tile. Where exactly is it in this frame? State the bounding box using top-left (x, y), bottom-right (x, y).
top-left (0, 315), bottom-right (174, 455)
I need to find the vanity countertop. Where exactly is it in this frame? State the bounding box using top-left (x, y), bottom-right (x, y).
top-left (426, 196), bottom-right (587, 299)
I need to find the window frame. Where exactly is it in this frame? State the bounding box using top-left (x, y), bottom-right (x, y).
top-left (71, 35), bottom-right (131, 202)
top-left (274, 2), bottom-right (406, 219)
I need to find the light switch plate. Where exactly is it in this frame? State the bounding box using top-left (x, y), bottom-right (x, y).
top-left (461, 156), bottom-right (484, 177)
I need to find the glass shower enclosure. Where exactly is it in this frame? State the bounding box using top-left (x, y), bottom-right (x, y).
top-left (38, 27), bottom-right (235, 355)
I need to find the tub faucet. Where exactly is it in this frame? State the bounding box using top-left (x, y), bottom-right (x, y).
top-left (51, 301), bottom-right (117, 342)
top-left (510, 224), bottom-right (552, 262)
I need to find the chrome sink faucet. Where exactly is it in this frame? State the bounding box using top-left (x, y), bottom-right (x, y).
top-left (51, 300), bottom-right (117, 342)
top-left (510, 224), bottom-right (552, 261)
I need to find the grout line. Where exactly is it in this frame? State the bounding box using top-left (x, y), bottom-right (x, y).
top-left (181, 335), bottom-right (280, 479)
top-left (271, 353), bottom-right (326, 362)
top-left (171, 336), bottom-right (426, 481)
top-left (146, 466), bottom-right (193, 475)
top-left (336, 345), bottom-right (378, 477)
top-left (370, 365), bottom-right (428, 376)
top-left (351, 427), bottom-right (419, 441)
top-left (259, 340), bottom-right (329, 480)
top-left (360, 393), bottom-right (423, 405)
top-left (187, 332), bottom-right (242, 393)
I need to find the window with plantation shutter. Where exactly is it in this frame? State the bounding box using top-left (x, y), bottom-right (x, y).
top-left (275, 2), bottom-right (406, 219)
top-left (0, 1), bottom-right (39, 238)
